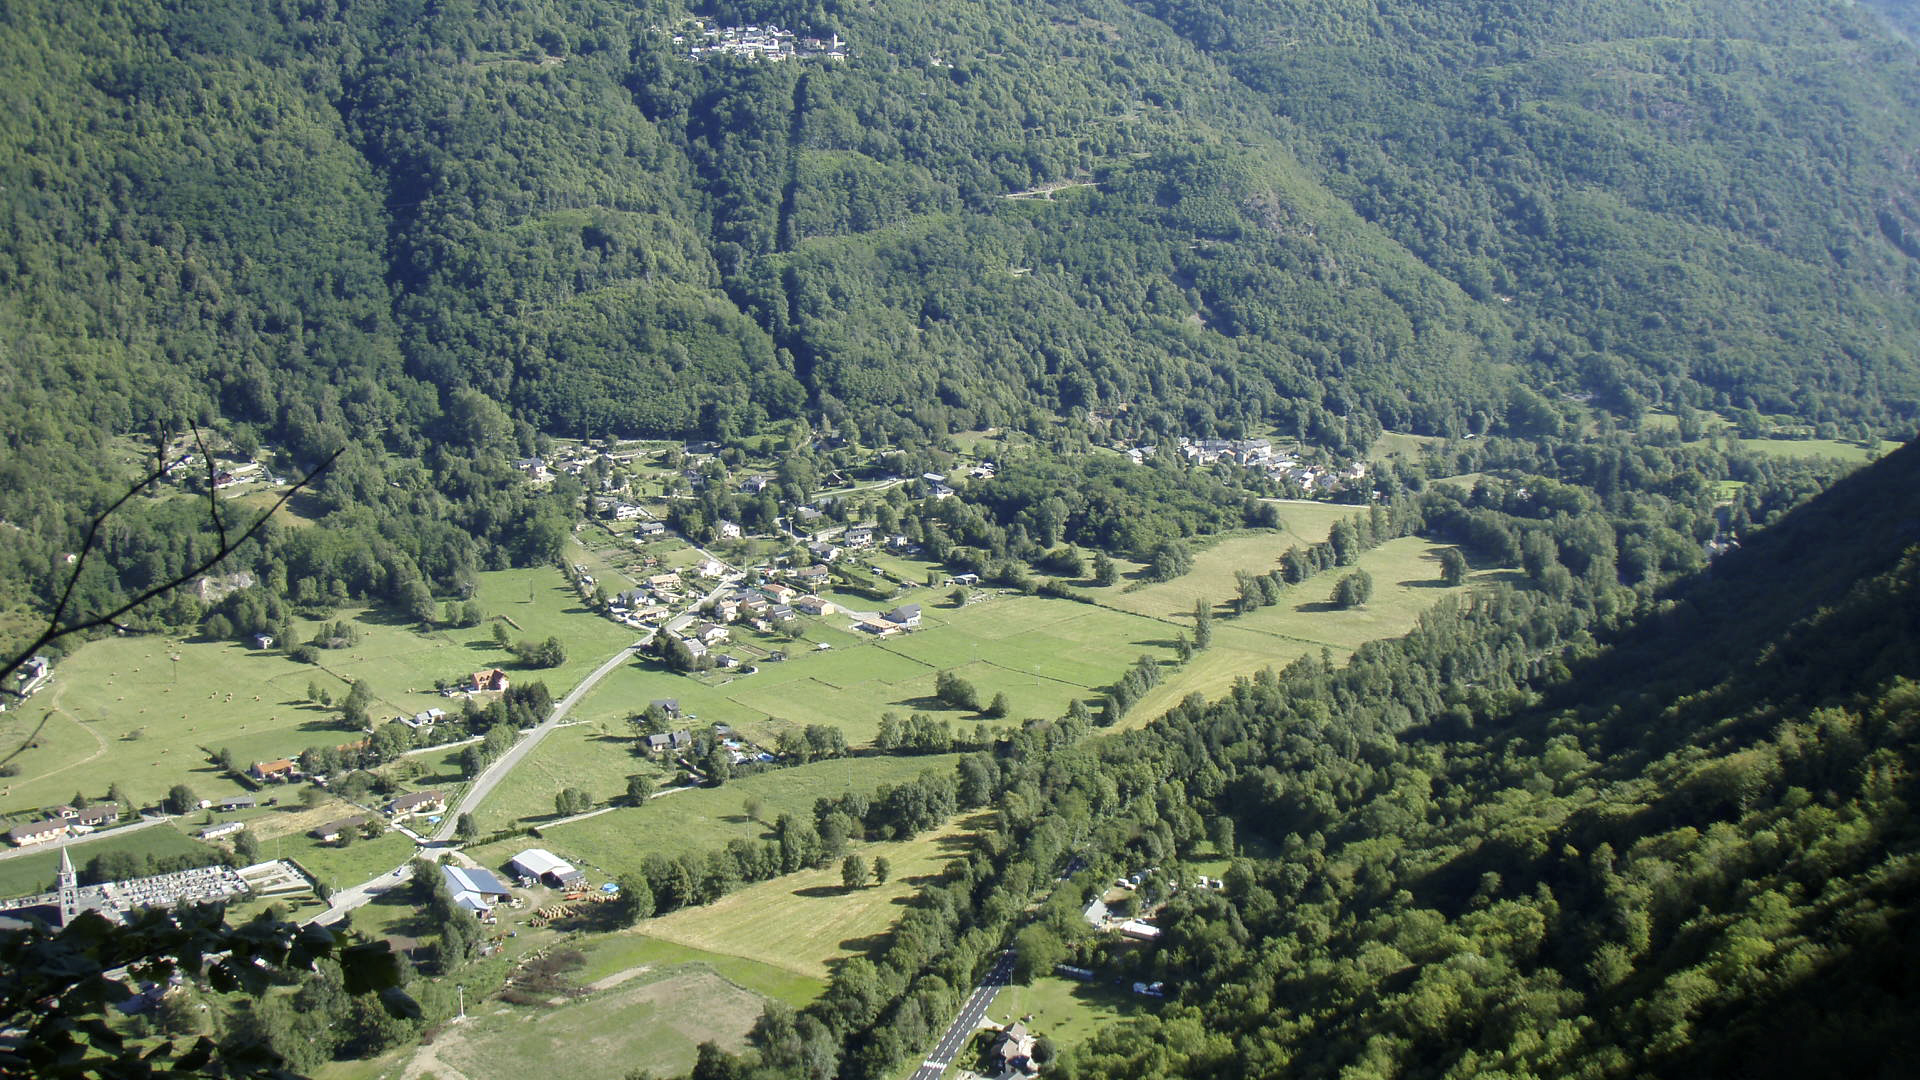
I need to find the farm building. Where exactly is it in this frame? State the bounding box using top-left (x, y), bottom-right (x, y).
top-left (199, 822), bottom-right (245, 841)
top-left (509, 848), bottom-right (586, 888)
top-left (251, 759), bottom-right (298, 782)
top-left (471, 668), bottom-right (510, 692)
top-left (1119, 919), bottom-right (1162, 941)
top-left (883, 603), bottom-right (922, 627)
top-left (219, 795), bottom-right (257, 812)
top-left (443, 864), bottom-right (513, 916)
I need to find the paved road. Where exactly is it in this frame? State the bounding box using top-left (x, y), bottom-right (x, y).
top-left (911, 950), bottom-right (1016, 1080)
top-left (309, 860), bottom-right (413, 926)
top-left (429, 642), bottom-right (643, 842)
top-left (310, 549), bottom-right (741, 921)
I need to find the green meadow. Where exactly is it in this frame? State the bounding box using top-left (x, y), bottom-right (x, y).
top-left (466, 754), bottom-right (961, 877)
top-left (0, 566), bottom-right (631, 817)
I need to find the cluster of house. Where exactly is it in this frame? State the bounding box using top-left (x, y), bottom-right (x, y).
top-left (639, 709), bottom-right (774, 766)
top-left (192, 794), bottom-right (264, 840)
top-left (1129, 436), bottom-right (1366, 492)
top-left (647, 573), bottom-right (847, 662)
top-left (672, 20), bottom-right (848, 63)
top-left (248, 731), bottom-right (380, 785)
top-left (6, 802), bottom-right (117, 847)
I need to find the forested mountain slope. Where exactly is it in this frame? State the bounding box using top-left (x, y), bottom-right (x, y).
top-left (1049, 436), bottom-right (1920, 1079)
top-left (3, 0), bottom-right (1918, 622)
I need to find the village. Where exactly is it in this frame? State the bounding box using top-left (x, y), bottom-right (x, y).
top-left (0, 418), bottom-right (1410, 1080)
top-left (664, 18), bottom-right (848, 64)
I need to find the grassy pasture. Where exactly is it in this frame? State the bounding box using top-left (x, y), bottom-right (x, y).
top-left (1736, 436), bottom-right (1899, 463)
top-left (0, 566), bottom-right (630, 817)
top-left (1113, 537), bottom-right (1488, 727)
top-left (1097, 509), bottom-right (1356, 622)
top-left (461, 717), bottom-right (677, 828)
top-left (1369, 430), bottom-right (1443, 462)
top-left (501, 589), bottom-right (1176, 768)
top-left (423, 965), bottom-right (766, 1080)
top-left (989, 974), bottom-right (1161, 1053)
top-left (636, 813), bottom-right (986, 980)
top-left (575, 934), bottom-right (825, 1007)
top-left (467, 754), bottom-right (962, 876)
top-left (0, 823), bottom-right (209, 898)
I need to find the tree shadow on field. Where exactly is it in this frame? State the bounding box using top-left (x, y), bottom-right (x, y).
top-left (1294, 601), bottom-right (1342, 614)
top-left (889, 695), bottom-right (948, 711)
top-left (1129, 638), bottom-right (1181, 651)
top-left (793, 884), bottom-right (850, 899)
top-left (836, 930), bottom-right (891, 957)
top-left (1397, 578), bottom-right (1448, 590)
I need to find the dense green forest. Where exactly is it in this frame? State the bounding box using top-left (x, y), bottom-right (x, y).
top-left (666, 424), bottom-right (1920, 1080)
top-left (3, 6), bottom-right (1919, 1069)
top-left (4, 0), bottom-right (1920, 636)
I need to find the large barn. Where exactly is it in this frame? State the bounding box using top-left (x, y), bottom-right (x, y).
top-left (508, 848), bottom-right (585, 888)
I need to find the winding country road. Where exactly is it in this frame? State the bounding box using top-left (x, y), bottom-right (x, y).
top-left (303, 552), bottom-right (740, 925)
top-left (428, 642), bottom-right (642, 843)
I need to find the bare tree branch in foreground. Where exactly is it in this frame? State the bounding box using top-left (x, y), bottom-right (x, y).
top-left (0, 440), bottom-right (341, 770)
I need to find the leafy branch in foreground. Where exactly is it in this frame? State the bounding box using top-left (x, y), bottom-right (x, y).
top-left (0, 905), bottom-right (415, 1079)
